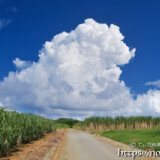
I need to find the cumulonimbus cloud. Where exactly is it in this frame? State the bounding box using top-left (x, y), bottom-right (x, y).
top-left (0, 19), bottom-right (159, 119)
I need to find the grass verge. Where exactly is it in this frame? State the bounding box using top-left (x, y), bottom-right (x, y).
top-left (101, 129), bottom-right (160, 151)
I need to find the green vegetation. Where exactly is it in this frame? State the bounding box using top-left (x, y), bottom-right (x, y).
top-left (54, 122), bottom-right (68, 129)
top-left (55, 118), bottom-right (79, 128)
top-left (75, 116), bottom-right (160, 151)
top-left (2, 108), bottom-right (160, 157)
top-left (101, 129), bottom-right (160, 151)
top-left (0, 107), bottom-right (56, 157)
top-left (75, 116), bottom-right (160, 130)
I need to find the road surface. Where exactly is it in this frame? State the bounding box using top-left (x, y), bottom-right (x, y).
top-left (53, 129), bottom-right (155, 160)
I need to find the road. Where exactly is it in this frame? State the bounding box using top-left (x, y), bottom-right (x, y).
top-left (53, 129), bottom-right (155, 160)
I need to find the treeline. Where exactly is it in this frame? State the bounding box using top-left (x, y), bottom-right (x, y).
top-left (0, 108), bottom-right (56, 157)
top-left (75, 116), bottom-right (160, 130)
top-left (55, 118), bottom-right (79, 128)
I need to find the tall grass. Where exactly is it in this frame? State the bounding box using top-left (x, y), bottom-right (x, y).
top-left (75, 116), bottom-right (160, 131)
top-left (0, 107), bottom-right (56, 157)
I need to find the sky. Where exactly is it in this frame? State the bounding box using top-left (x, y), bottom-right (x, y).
top-left (0, 0), bottom-right (160, 119)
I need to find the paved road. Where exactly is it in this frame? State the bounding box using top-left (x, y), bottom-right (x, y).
top-left (54, 129), bottom-right (154, 160)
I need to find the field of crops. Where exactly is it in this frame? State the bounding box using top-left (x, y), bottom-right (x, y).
top-left (0, 107), bottom-right (56, 157)
top-left (75, 116), bottom-right (160, 130)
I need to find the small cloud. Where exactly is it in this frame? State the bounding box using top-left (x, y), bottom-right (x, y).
top-left (0, 102), bottom-right (3, 107)
top-left (0, 19), bottom-right (12, 30)
top-left (145, 80), bottom-right (160, 88)
top-left (6, 7), bottom-right (18, 13)
top-left (13, 58), bottom-right (32, 69)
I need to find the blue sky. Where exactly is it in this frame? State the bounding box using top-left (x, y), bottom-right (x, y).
top-left (0, 0), bottom-right (160, 119)
top-left (0, 0), bottom-right (160, 94)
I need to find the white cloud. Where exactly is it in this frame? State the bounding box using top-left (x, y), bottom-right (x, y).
top-left (0, 102), bottom-right (3, 107)
top-left (13, 58), bottom-right (32, 69)
top-left (0, 19), bottom-right (11, 30)
top-left (145, 80), bottom-right (160, 88)
top-left (134, 89), bottom-right (160, 116)
top-left (0, 18), bottom-right (159, 119)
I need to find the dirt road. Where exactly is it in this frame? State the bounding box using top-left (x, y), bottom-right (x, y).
top-left (54, 129), bottom-right (156, 160)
